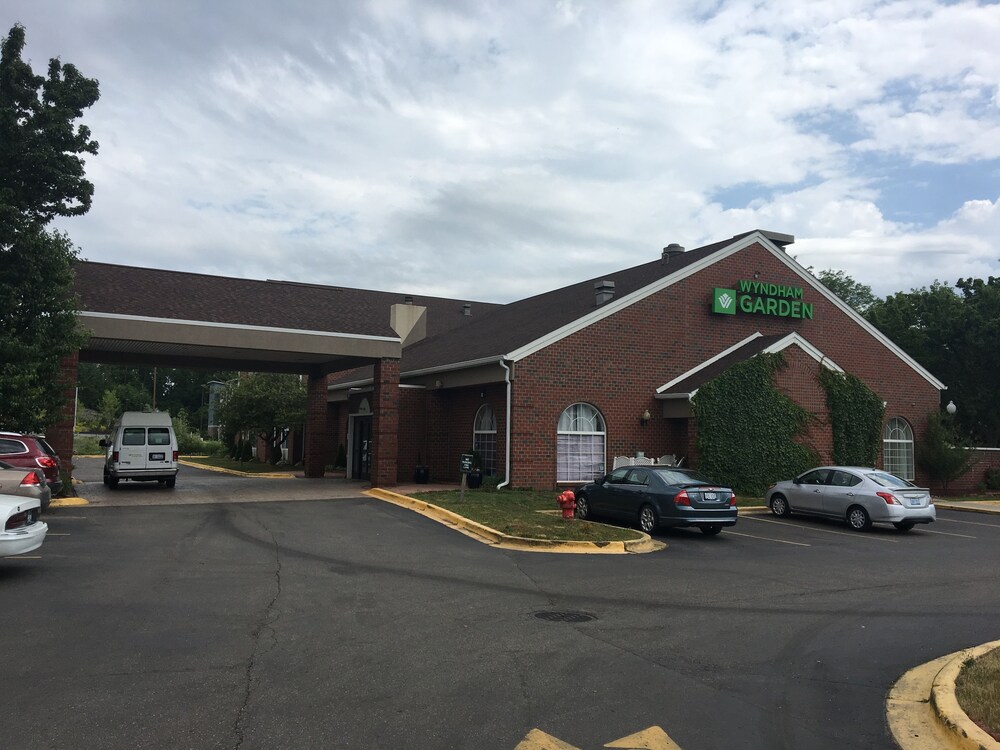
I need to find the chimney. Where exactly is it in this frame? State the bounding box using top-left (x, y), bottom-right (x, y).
top-left (462, 303), bottom-right (472, 316)
top-left (662, 243), bottom-right (685, 262)
top-left (594, 280), bottom-right (615, 306)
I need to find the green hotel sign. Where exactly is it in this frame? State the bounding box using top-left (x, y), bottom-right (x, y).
top-left (713, 280), bottom-right (814, 319)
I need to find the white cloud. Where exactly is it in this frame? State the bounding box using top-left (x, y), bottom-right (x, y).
top-left (5, 0), bottom-right (997, 304)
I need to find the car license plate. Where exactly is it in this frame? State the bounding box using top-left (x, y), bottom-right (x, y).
top-left (704, 492), bottom-right (717, 500)
top-left (150, 452), bottom-right (165, 461)
top-left (908, 499), bottom-right (922, 507)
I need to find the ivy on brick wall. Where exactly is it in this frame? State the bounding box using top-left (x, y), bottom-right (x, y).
top-left (692, 353), bottom-right (818, 496)
top-left (818, 368), bottom-right (884, 467)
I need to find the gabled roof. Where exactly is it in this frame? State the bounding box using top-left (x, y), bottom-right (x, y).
top-left (656, 332), bottom-right (843, 399)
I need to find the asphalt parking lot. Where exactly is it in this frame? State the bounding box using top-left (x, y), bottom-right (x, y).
top-left (3, 462), bottom-right (999, 749)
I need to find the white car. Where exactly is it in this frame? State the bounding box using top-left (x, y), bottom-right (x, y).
top-left (1, 493), bottom-right (47, 556)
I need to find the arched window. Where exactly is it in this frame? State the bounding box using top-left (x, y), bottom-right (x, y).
top-left (882, 417), bottom-right (914, 481)
top-left (473, 405), bottom-right (497, 476)
top-left (557, 403), bottom-right (606, 482)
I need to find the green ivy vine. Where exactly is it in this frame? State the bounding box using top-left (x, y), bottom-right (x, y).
top-left (818, 368), bottom-right (884, 467)
top-left (692, 353), bottom-right (818, 496)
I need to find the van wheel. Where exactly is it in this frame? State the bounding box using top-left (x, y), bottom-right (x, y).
top-left (102, 469), bottom-right (109, 486)
top-left (165, 476), bottom-right (176, 489)
top-left (108, 477), bottom-right (119, 489)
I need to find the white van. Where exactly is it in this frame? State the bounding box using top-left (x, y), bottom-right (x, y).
top-left (100, 412), bottom-right (179, 489)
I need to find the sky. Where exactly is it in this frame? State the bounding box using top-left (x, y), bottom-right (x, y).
top-left (7, 0), bottom-right (1000, 303)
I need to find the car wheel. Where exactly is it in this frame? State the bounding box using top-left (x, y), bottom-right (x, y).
top-left (847, 505), bottom-right (871, 531)
top-left (102, 469), bottom-right (109, 486)
top-left (165, 476), bottom-right (176, 489)
top-left (770, 494), bottom-right (791, 517)
top-left (575, 494), bottom-right (591, 520)
top-left (893, 521), bottom-right (915, 532)
top-left (638, 504), bottom-right (659, 534)
top-left (108, 476), bottom-right (119, 489)
top-left (700, 524), bottom-right (723, 536)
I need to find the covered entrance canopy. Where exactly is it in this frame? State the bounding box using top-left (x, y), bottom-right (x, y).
top-left (62, 261), bottom-right (405, 484)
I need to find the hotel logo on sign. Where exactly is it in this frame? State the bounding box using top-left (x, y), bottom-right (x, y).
top-left (712, 280), bottom-right (814, 320)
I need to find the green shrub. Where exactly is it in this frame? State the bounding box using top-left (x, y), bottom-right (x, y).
top-left (917, 413), bottom-right (973, 488)
top-left (982, 467), bottom-right (1000, 491)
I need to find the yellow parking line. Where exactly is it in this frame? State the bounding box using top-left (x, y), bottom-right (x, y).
top-left (745, 515), bottom-right (898, 542)
top-left (726, 530), bottom-right (811, 547)
top-left (919, 528), bottom-right (976, 539)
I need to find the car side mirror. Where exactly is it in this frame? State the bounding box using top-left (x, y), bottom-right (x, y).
top-left (792, 477), bottom-right (802, 485)
top-left (99, 439), bottom-right (108, 448)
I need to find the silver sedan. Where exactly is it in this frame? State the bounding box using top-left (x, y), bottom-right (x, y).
top-left (765, 466), bottom-right (935, 532)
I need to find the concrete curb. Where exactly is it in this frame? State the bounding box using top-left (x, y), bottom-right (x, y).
top-left (888, 641), bottom-right (1000, 750)
top-left (936, 502), bottom-right (1000, 516)
top-left (365, 488), bottom-right (666, 554)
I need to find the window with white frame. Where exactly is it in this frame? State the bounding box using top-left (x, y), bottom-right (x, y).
top-left (882, 417), bottom-right (914, 481)
top-left (473, 404), bottom-right (497, 476)
top-left (557, 403), bottom-right (606, 482)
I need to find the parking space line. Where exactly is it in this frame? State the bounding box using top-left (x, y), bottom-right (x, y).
top-left (937, 517), bottom-right (1000, 529)
top-left (919, 528), bottom-right (976, 539)
top-left (3, 555), bottom-right (42, 559)
top-left (46, 533), bottom-right (70, 536)
top-left (726, 530), bottom-right (811, 547)
top-left (745, 516), bottom-right (898, 542)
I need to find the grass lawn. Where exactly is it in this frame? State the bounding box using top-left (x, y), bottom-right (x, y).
top-left (410, 489), bottom-right (643, 542)
top-left (181, 456), bottom-right (298, 474)
top-left (956, 647), bottom-right (1000, 741)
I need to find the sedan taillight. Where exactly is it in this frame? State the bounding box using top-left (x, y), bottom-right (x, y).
top-left (20, 471), bottom-right (42, 487)
top-left (5, 510), bottom-right (35, 530)
top-left (729, 493), bottom-right (738, 507)
top-left (877, 491), bottom-right (901, 505)
top-left (674, 490), bottom-right (691, 506)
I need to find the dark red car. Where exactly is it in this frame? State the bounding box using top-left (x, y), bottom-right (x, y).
top-left (0, 432), bottom-right (63, 496)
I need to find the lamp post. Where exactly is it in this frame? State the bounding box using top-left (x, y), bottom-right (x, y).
top-left (946, 401), bottom-right (957, 415)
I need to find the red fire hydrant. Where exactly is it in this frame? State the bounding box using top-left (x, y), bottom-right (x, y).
top-left (556, 490), bottom-right (576, 519)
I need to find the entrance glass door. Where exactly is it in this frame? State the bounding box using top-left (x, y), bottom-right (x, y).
top-left (351, 416), bottom-right (373, 480)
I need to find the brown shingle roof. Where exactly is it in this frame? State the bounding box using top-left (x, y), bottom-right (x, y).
top-left (72, 262), bottom-right (501, 340)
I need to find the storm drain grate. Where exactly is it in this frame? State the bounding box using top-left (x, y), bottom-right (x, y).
top-left (533, 610), bottom-right (596, 623)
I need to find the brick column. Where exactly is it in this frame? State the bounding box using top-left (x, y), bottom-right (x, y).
top-left (48, 351), bottom-right (80, 489)
top-left (372, 358), bottom-right (400, 487)
top-left (304, 372), bottom-right (330, 478)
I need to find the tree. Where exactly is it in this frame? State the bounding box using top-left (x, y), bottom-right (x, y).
top-left (0, 24), bottom-right (99, 432)
top-left (865, 278), bottom-right (1000, 446)
top-left (916, 412), bottom-right (974, 489)
top-left (810, 268), bottom-right (877, 313)
top-left (216, 374), bottom-right (306, 464)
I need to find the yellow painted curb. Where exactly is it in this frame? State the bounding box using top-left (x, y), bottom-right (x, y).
top-left (931, 641), bottom-right (1000, 750)
top-left (50, 497), bottom-right (89, 507)
top-left (177, 459), bottom-right (296, 479)
top-left (888, 641), bottom-right (1000, 750)
top-left (936, 502), bottom-right (1000, 516)
top-left (365, 488), bottom-right (665, 554)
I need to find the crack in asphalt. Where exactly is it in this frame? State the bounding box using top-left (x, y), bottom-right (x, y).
top-left (232, 518), bottom-right (283, 750)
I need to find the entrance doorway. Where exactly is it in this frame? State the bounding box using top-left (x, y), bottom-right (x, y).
top-left (350, 415), bottom-right (373, 481)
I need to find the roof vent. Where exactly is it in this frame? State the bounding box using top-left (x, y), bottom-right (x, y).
top-left (594, 280), bottom-right (615, 306)
top-left (404, 295), bottom-right (413, 305)
top-left (662, 243), bottom-right (685, 261)
top-left (462, 303), bottom-right (472, 316)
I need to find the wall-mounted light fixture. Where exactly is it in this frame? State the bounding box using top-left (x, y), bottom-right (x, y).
top-left (640, 409), bottom-right (651, 425)
top-left (946, 400), bottom-right (957, 415)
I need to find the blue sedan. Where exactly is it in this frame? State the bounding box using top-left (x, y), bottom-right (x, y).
top-left (575, 466), bottom-right (738, 536)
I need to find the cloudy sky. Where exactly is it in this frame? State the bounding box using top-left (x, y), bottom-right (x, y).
top-left (8, 0), bottom-right (1000, 303)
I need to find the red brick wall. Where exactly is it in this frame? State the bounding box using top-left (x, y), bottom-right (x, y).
top-left (371, 359), bottom-right (400, 487)
top-left (506, 241), bottom-right (941, 489)
top-left (49, 351), bottom-right (80, 484)
top-left (773, 345), bottom-right (832, 461)
top-left (304, 373), bottom-right (330, 477)
top-left (932, 448), bottom-right (1000, 495)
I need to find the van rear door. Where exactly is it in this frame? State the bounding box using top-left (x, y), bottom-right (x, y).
top-left (120, 427), bottom-right (148, 471)
top-left (147, 427), bottom-right (174, 470)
